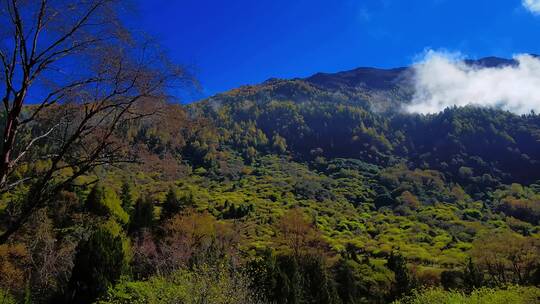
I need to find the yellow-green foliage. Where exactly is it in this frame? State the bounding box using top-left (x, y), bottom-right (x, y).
top-left (100, 219), bottom-right (132, 263)
top-left (0, 289), bottom-right (15, 304)
top-left (393, 286), bottom-right (540, 304)
top-left (103, 189), bottom-right (130, 225)
top-left (100, 153), bottom-right (532, 273)
top-left (99, 263), bottom-right (263, 304)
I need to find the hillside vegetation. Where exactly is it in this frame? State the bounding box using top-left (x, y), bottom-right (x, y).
top-left (2, 66), bottom-right (540, 303)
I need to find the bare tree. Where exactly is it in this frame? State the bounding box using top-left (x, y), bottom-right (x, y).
top-left (0, 0), bottom-right (188, 243)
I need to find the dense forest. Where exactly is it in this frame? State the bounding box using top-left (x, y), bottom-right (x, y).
top-left (1, 1), bottom-right (540, 304)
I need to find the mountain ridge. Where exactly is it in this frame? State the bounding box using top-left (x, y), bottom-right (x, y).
top-left (201, 56), bottom-right (523, 113)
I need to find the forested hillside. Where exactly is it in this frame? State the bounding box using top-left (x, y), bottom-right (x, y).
top-left (0, 1), bottom-right (539, 301)
top-left (2, 58), bottom-right (540, 303)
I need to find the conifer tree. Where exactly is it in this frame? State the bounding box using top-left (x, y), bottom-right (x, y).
top-left (463, 257), bottom-right (483, 292)
top-left (272, 133), bottom-right (288, 154)
top-left (162, 188), bottom-right (181, 219)
top-left (335, 258), bottom-right (364, 304)
top-left (67, 228), bottom-right (128, 303)
top-left (386, 251), bottom-right (414, 300)
top-left (130, 197), bottom-right (154, 232)
top-left (120, 182), bottom-right (134, 212)
top-left (86, 184), bottom-right (108, 217)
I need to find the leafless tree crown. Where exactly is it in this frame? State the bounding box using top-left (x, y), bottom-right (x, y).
top-left (0, 0), bottom-right (188, 243)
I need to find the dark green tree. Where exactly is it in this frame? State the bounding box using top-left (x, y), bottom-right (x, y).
top-left (302, 255), bottom-right (340, 304)
top-left (334, 258), bottom-right (365, 304)
top-left (161, 188), bottom-right (181, 219)
top-left (440, 270), bottom-right (464, 290)
top-left (120, 182), bottom-right (134, 212)
top-left (532, 264), bottom-right (540, 286)
top-left (67, 228), bottom-right (128, 303)
top-left (246, 249), bottom-right (279, 301)
top-left (248, 251), bottom-right (302, 304)
top-left (275, 254), bottom-right (303, 304)
top-left (222, 201), bottom-right (253, 219)
top-left (129, 197), bottom-right (154, 232)
top-left (86, 183), bottom-right (108, 217)
top-left (386, 251), bottom-right (414, 300)
top-left (250, 251), bottom-right (340, 304)
top-left (463, 257), bottom-right (483, 292)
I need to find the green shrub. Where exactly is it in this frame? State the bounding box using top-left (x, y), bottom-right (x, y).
top-left (0, 289), bottom-right (15, 304)
top-left (86, 183), bottom-right (129, 224)
top-left (68, 227), bottom-right (130, 303)
top-left (100, 263), bottom-right (266, 304)
top-left (393, 286), bottom-right (540, 304)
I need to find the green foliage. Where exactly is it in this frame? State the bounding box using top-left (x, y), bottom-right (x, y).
top-left (68, 226), bottom-right (130, 303)
top-left (86, 183), bottom-right (129, 225)
top-left (161, 187), bottom-right (194, 220)
top-left (129, 197), bottom-right (154, 232)
top-left (120, 182), bottom-right (134, 212)
top-left (248, 251), bottom-right (339, 304)
top-left (0, 289), bottom-right (16, 304)
top-left (7, 74), bottom-right (540, 303)
top-left (100, 263), bottom-right (265, 304)
top-left (393, 286), bottom-right (540, 304)
top-left (387, 251), bottom-right (416, 301)
top-left (86, 184), bottom-right (108, 217)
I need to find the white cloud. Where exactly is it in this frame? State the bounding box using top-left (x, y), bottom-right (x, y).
top-left (406, 50), bottom-right (540, 115)
top-left (523, 0), bottom-right (540, 15)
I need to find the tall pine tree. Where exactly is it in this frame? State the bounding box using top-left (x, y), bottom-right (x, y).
top-left (162, 188), bottom-right (181, 219)
top-left (463, 257), bottom-right (483, 292)
top-left (120, 182), bottom-right (133, 212)
top-left (67, 228), bottom-right (128, 303)
top-left (86, 183), bottom-right (108, 217)
top-left (129, 197), bottom-right (154, 233)
top-left (386, 251), bottom-right (415, 301)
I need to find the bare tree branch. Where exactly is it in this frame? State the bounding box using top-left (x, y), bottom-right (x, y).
top-left (0, 0), bottom-right (190, 243)
top-left (9, 123), bottom-right (59, 171)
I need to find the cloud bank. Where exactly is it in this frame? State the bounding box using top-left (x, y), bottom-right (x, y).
top-left (523, 0), bottom-right (540, 14)
top-left (406, 51), bottom-right (540, 115)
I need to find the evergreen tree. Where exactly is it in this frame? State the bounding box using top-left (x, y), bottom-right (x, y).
top-left (440, 270), bottom-right (464, 290)
top-left (86, 183), bottom-right (108, 217)
top-left (67, 228), bottom-right (128, 303)
top-left (386, 251), bottom-right (414, 300)
top-left (120, 182), bottom-right (133, 212)
top-left (161, 188), bottom-right (196, 220)
top-left (272, 133), bottom-right (288, 154)
top-left (275, 254), bottom-right (302, 304)
top-left (302, 255), bottom-right (340, 304)
top-left (254, 252), bottom-right (340, 304)
top-left (129, 197), bottom-right (154, 232)
top-left (463, 257), bottom-right (483, 292)
top-left (162, 188), bottom-right (181, 219)
top-left (532, 264), bottom-right (540, 286)
top-left (246, 249), bottom-right (278, 301)
top-left (335, 258), bottom-right (365, 304)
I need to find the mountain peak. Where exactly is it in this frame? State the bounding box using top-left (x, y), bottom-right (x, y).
top-left (464, 56), bottom-right (516, 68)
top-left (305, 66), bottom-right (409, 91)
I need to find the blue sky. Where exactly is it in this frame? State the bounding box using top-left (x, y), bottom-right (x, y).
top-left (134, 0), bottom-right (540, 102)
